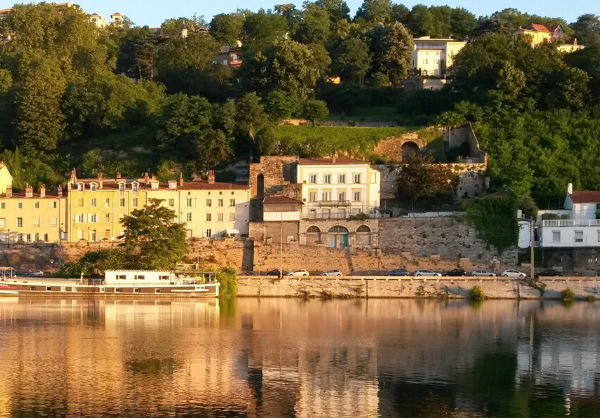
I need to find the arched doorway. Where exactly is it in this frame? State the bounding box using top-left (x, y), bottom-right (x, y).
top-left (306, 226), bottom-right (321, 245)
top-left (355, 225), bottom-right (371, 246)
top-left (401, 142), bottom-right (419, 161)
top-left (257, 174), bottom-right (264, 199)
top-left (328, 225), bottom-right (349, 249)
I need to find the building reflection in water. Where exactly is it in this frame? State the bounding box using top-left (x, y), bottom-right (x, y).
top-left (0, 298), bottom-right (599, 416)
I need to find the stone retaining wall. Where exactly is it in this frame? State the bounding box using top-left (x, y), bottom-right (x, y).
top-left (237, 276), bottom-right (600, 300)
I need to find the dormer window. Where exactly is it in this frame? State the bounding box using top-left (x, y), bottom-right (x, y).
top-left (168, 181), bottom-right (177, 190)
top-left (118, 182), bottom-right (125, 192)
top-left (151, 181), bottom-right (159, 190)
top-left (77, 183), bottom-right (84, 191)
top-left (90, 183), bottom-right (97, 192)
top-left (132, 182), bottom-right (139, 192)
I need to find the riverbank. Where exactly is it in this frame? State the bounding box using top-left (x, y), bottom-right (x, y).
top-left (237, 276), bottom-right (600, 299)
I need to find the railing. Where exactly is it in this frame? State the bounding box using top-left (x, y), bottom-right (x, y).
top-left (315, 200), bottom-right (351, 207)
top-left (542, 219), bottom-right (600, 227)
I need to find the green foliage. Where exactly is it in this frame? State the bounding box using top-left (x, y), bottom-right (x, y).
top-left (518, 195), bottom-right (539, 218)
top-left (469, 285), bottom-right (486, 301)
top-left (541, 213), bottom-right (560, 220)
top-left (264, 90), bottom-right (299, 121)
top-left (121, 199), bottom-right (189, 270)
top-left (331, 37), bottom-right (371, 83)
top-left (562, 287), bottom-right (576, 303)
top-left (59, 249), bottom-right (127, 278)
top-left (462, 195), bottom-right (519, 254)
top-left (367, 22), bottom-right (413, 86)
top-left (396, 155), bottom-right (459, 200)
top-left (217, 267), bottom-right (238, 298)
top-left (301, 100), bottom-right (329, 125)
top-left (348, 213), bottom-right (370, 221)
top-left (209, 13), bottom-right (245, 46)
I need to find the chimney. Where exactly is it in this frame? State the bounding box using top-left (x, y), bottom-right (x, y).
top-left (116, 173), bottom-right (121, 179)
top-left (69, 168), bottom-right (77, 184)
top-left (567, 183), bottom-right (573, 195)
top-left (98, 172), bottom-right (103, 189)
top-left (574, 38), bottom-right (578, 46)
top-left (5, 186), bottom-right (12, 198)
top-left (208, 170), bottom-right (215, 184)
top-left (40, 184), bottom-right (46, 198)
top-left (144, 172), bottom-right (150, 185)
top-left (25, 185), bottom-right (33, 198)
top-left (179, 172), bottom-right (184, 186)
top-left (362, 156), bottom-right (366, 162)
top-left (58, 184), bottom-right (63, 197)
top-left (332, 151), bottom-right (337, 164)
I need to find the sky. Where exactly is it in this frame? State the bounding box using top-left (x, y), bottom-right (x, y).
top-left (13, 1), bottom-right (600, 27)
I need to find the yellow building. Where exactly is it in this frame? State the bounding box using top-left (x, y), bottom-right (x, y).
top-left (146, 171), bottom-right (251, 238)
top-left (0, 180), bottom-right (67, 244)
top-left (0, 162), bottom-right (13, 195)
top-left (66, 171), bottom-right (147, 242)
top-left (514, 23), bottom-right (584, 51)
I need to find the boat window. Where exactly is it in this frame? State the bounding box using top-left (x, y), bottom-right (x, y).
top-left (134, 288), bottom-right (141, 293)
top-left (155, 289), bottom-right (161, 293)
top-left (134, 275), bottom-right (145, 280)
top-left (117, 275), bottom-right (126, 280)
top-left (159, 275), bottom-right (169, 281)
top-left (46, 287), bottom-right (52, 291)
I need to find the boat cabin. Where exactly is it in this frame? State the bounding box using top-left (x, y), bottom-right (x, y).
top-left (105, 270), bottom-right (175, 285)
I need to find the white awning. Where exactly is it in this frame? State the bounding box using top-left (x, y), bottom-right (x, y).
top-left (225, 229), bottom-right (240, 234)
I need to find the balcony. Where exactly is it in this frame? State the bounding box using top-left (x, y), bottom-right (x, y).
top-left (312, 200), bottom-right (351, 207)
top-left (542, 219), bottom-right (600, 227)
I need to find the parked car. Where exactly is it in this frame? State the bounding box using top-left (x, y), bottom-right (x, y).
top-left (501, 269), bottom-right (527, 278)
top-left (535, 269), bottom-right (563, 278)
top-left (413, 269), bottom-right (442, 277)
top-left (26, 270), bottom-right (44, 277)
top-left (286, 269), bottom-right (309, 277)
top-left (266, 269), bottom-right (282, 277)
top-left (385, 269), bottom-right (409, 276)
top-left (470, 270), bottom-right (496, 277)
top-left (322, 270), bottom-right (343, 276)
top-left (443, 269), bottom-right (467, 277)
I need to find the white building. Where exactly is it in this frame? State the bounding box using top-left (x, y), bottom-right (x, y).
top-left (89, 13), bottom-right (107, 28)
top-left (297, 158), bottom-right (381, 219)
top-left (410, 37), bottom-right (466, 77)
top-left (538, 184), bottom-right (600, 248)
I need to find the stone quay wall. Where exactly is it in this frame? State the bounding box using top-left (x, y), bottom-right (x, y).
top-left (237, 276), bottom-right (600, 300)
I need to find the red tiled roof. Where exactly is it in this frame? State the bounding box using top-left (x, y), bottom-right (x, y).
top-left (71, 178), bottom-right (248, 191)
top-left (178, 181), bottom-right (248, 191)
top-left (263, 196), bottom-right (303, 205)
top-left (1, 190), bottom-right (67, 199)
top-left (298, 158), bottom-right (369, 165)
top-left (569, 191), bottom-right (600, 204)
top-left (528, 23), bottom-right (551, 33)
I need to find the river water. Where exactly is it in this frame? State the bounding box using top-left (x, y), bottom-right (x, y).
top-left (0, 298), bottom-right (599, 417)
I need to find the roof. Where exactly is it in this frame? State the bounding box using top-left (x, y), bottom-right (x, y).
top-left (263, 196), bottom-right (303, 205)
top-left (298, 158), bottom-right (370, 166)
top-left (71, 178), bottom-right (248, 191)
top-left (0, 190), bottom-right (66, 199)
top-left (527, 23), bottom-right (551, 33)
top-left (569, 191), bottom-right (600, 204)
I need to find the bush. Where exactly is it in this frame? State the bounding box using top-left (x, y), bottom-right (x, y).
top-left (562, 287), bottom-right (576, 303)
top-left (217, 267), bottom-right (238, 298)
top-left (541, 213), bottom-right (560, 220)
top-left (348, 213), bottom-right (369, 221)
top-left (469, 285), bottom-right (485, 301)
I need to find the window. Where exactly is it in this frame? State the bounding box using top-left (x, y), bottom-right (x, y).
top-left (90, 184), bottom-right (97, 192)
top-left (309, 192), bottom-right (317, 202)
top-left (159, 275), bottom-right (170, 281)
top-left (77, 183), bottom-right (83, 191)
top-left (105, 229), bottom-right (110, 239)
top-left (17, 218), bottom-right (23, 227)
top-left (52, 202), bottom-right (57, 209)
top-left (354, 174), bottom-right (361, 184)
top-left (17, 234), bottom-right (23, 242)
top-left (132, 183), bottom-right (139, 192)
top-left (186, 198), bottom-right (193, 207)
top-left (25, 234), bottom-right (31, 242)
top-left (91, 198), bottom-right (97, 207)
top-left (134, 275), bottom-right (145, 280)
top-left (215, 213), bottom-right (222, 222)
top-left (229, 199), bottom-right (235, 207)
top-left (105, 198), bottom-right (110, 207)
top-left (168, 199), bottom-right (175, 207)
top-left (43, 234), bottom-right (48, 242)
top-left (338, 192), bottom-right (346, 202)
top-left (338, 174), bottom-right (346, 184)
top-left (218, 199), bottom-right (223, 207)
top-left (105, 214), bottom-right (110, 223)
top-left (34, 233), bottom-right (39, 242)
top-left (575, 231), bottom-right (583, 243)
top-left (119, 183), bottom-right (125, 192)
top-left (34, 217), bottom-right (40, 227)
top-left (0, 218), bottom-right (4, 227)
top-left (206, 213), bottom-right (212, 221)
top-left (1, 202), bottom-right (4, 209)
top-left (309, 174), bottom-right (317, 184)
top-left (75, 214), bottom-right (84, 223)
top-left (18, 202), bottom-right (22, 209)
top-left (322, 192), bottom-right (331, 201)
top-left (119, 198), bottom-right (125, 207)
top-left (324, 174), bottom-right (332, 184)
top-left (89, 214), bottom-right (98, 223)
top-left (206, 229), bottom-right (212, 237)
top-left (132, 198), bottom-right (138, 207)
top-left (229, 213), bottom-right (236, 222)
top-left (117, 275), bottom-right (126, 280)
top-left (206, 199), bottom-right (212, 207)
top-left (34, 202), bottom-right (40, 209)
top-left (187, 213), bottom-right (192, 222)
top-left (78, 198), bottom-right (84, 207)
top-left (353, 191), bottom-right (361, 202)
top-left (50, 217), bottom-right (57, 227)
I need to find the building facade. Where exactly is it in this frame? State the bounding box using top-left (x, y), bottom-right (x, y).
top-left (410, 37), bottom-right (466, 77)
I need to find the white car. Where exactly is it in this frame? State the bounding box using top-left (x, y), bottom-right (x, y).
top-left (322, 270), bottom-right (343, 276)
top-left (413, 269), bottom-right (442, 277)
top-left (501, 269), bottom-right (527, 278)
top-left (286, 269), bottom-right (309, 277)
top-left (471, 270), bottom-right (496, 277)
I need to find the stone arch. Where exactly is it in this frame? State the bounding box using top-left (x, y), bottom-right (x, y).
top-left (306, 225), bottom-right (322, 245)
top-left (401, 141), bottom-right (420, 161)
top-left (257, 174), bottom-right (264, 199)
top-left (327, 225), bottom-right (349, 249)
top-left (355, 225), bottom-right (372, 246)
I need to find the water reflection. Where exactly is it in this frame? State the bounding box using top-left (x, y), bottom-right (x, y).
top-left (0, 298), bottom-right (599, 417)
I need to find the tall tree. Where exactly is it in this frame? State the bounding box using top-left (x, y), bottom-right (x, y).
top-left (295, 3), bottom-right (330, 44)
top-left (367, 22), bottom-right (413, 85)
top-left (332, 37), bottom-right (371, 83)
top-left (209, 13), bottom-right (245, 46)
top-left (316, 0), bottom-right (351, 27)
top-left (242, 10), bottom-right (289, 53)
top-left (571, 14), bottom-right (600, 46)
top-left (355, 0), bottom-right (393, 22)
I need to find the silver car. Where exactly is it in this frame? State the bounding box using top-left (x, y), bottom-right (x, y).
top-left (501, 269), bottom-right (527, 278)
top-left (413, 269), bottom-right (442, 277)
top-left (322, 270), bottom-right (343, 276)
top-left (471, 270), bottom-right (496, 277)
top-left (286, 269), bottom-right (309, 277)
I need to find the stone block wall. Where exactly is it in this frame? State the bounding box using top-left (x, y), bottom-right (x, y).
top-left (249, 221), bottom-right (300, 244)
top-left (298, 218), bottom-right (379, 249)
top-left (248, 156), bottom-right (299, 199)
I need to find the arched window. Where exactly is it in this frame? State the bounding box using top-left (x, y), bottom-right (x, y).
top-left (307, 226), bottom-right (321, 233)
top-left (356, 225), bottom-right (372, 246)
top-left (77, 182), bottom-right (84, 191)
top-left (401, 142), bottom-right (419, 161)
top-left (356, 225), bottom-right (370, 233)
top-left (328, 225), bottom-right (349, 234)
top-left (328, 226), bottom-right (349, 249)
top-left (90, 183), bottom-right (97, 192)
top-left (306, 225), bottom-right (321, 244)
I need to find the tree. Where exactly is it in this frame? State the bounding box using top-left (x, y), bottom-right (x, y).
top-left (234, 92), bottom-right (269, 139)
top-left (295, 3), bottom-right (330, 44)
top-left (161, 15), bottom-right (206, 37)
top-left (301, 99), bottom-right (329, 125)
top-left (121, 199), bottom-right (189, 270)
top-left (332, 37), bottom-right (371, 83)
top-left (264, 90), bottom-right (299, 121)
top-left (209, 13), bottom-right (245, 45)
top-left (316, 0), bottom-right (351, 27)
top-left (367, 22), bottom-right (413, 85)
top-left (571, 14), bottom-right (600, 46)
top-left (391, 4), bottom-right (409, 23)
top-left (449, 7), bottom-right (478, 40)
top-left (242, 10), bottom-right (289, 53)
top-left (355, 0), bottom-right (392, 22)
top-left (396, 155), bottom-right (458, 200)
